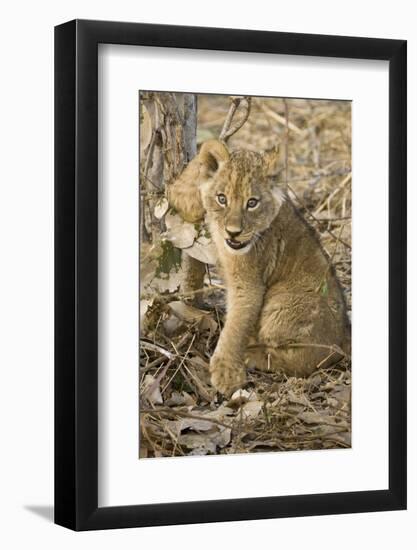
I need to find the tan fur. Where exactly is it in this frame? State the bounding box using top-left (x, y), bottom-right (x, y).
top-left (166, 140), bottom-right (229, 223)
top-left (169, 140), bottom-right (350, 395)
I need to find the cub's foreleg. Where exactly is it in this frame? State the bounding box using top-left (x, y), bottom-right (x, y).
top-left (210, 284), bottom-right (264, 395)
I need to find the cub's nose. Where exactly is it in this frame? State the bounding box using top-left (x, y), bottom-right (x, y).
top-left (226, 227), bottom-right (242, 239)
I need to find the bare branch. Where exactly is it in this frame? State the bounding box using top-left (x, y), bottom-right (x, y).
top-left (219, 96), bottom-right (252, 142)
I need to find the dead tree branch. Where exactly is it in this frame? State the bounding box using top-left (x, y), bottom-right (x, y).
top-left (219, 96), bottom-right (252, 142)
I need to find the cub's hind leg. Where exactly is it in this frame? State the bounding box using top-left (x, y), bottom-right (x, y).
top-left (253, 289), bottom-right (346, 376)
top-left (246, 343), bottom-right (343, 377)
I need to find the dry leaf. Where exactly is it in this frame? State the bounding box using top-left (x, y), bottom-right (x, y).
top-left (140, 257), bottom-right (159, 294)
top-left (168, 405), bottom-right (233, 434)
top-left (168, 301), bottom-right (218, 332)
top-left (286, 390), bottom-right (309, 406)
top-left (151, 270), bottom-right (183, 294)
top-left (298, 411), bottom-right (327, 425)
top-left (164, 212), bottom-right (197, 248)
top-left (183, 239), bottom-right (218, 265)
top-left (333, 386), bottom-right (351, 403)
top-left (298, 411), bottom-right (348, 428)
top-left (239, 400), bottom-right (263, 420)
top-left (179, 428), bottom-right (231, 455)
top-left (142, 374), bottom-right (163, 405)
top-left (162, 314), bottom-right (183, 336)
top-left (139, 298), bottom-right (153, 331)
top-left (154, 197), bottom-right (169, 219)
top-left (327, 397), bottom-right (339, 408)
top-left (164, 391), bottom-right (187, 407)
top-left (228, 389), bottom-right (258, 407)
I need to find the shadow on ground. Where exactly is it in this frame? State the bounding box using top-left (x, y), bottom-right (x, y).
top-left (24, 505), bottom-right (54, 523)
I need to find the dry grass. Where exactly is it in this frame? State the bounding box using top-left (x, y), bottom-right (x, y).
top-left (139, 95), bottom-right (351, 458)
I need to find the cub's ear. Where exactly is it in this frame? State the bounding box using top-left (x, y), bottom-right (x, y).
top-left (262, 144), bottom-right (281, 176)
top-left (199, 140), bottom-right (230, 177)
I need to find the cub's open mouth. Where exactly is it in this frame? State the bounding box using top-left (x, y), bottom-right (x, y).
top-left (225, 238), bottom-right (251, 250)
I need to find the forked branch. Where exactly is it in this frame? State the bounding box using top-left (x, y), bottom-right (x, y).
top-left (219, 96), bottom-right (252, 142)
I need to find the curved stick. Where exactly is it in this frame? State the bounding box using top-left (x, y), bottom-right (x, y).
top-left (219, 96), bottom-right (252, 143)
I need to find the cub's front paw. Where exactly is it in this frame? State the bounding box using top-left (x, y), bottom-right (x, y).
top-left (209, 354), bottom-right (247, 396)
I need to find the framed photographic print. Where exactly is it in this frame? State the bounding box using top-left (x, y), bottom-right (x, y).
top-left (55, 20), bottom-right (407, 531)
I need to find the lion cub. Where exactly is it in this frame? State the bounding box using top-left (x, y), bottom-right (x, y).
top-left (168, 140), bottom-right (350, 395)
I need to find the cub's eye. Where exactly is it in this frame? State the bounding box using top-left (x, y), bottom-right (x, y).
top-left (216, 193), bottom-right (227, 206)
top-left (247, 197), bottom-right (259, 209)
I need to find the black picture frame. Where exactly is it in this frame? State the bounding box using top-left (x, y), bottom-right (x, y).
top-left (55, 19), bottom-right (407, 531)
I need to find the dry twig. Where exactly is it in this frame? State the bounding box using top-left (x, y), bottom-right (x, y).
top-left (219, 96), bottom-right (252, 143)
